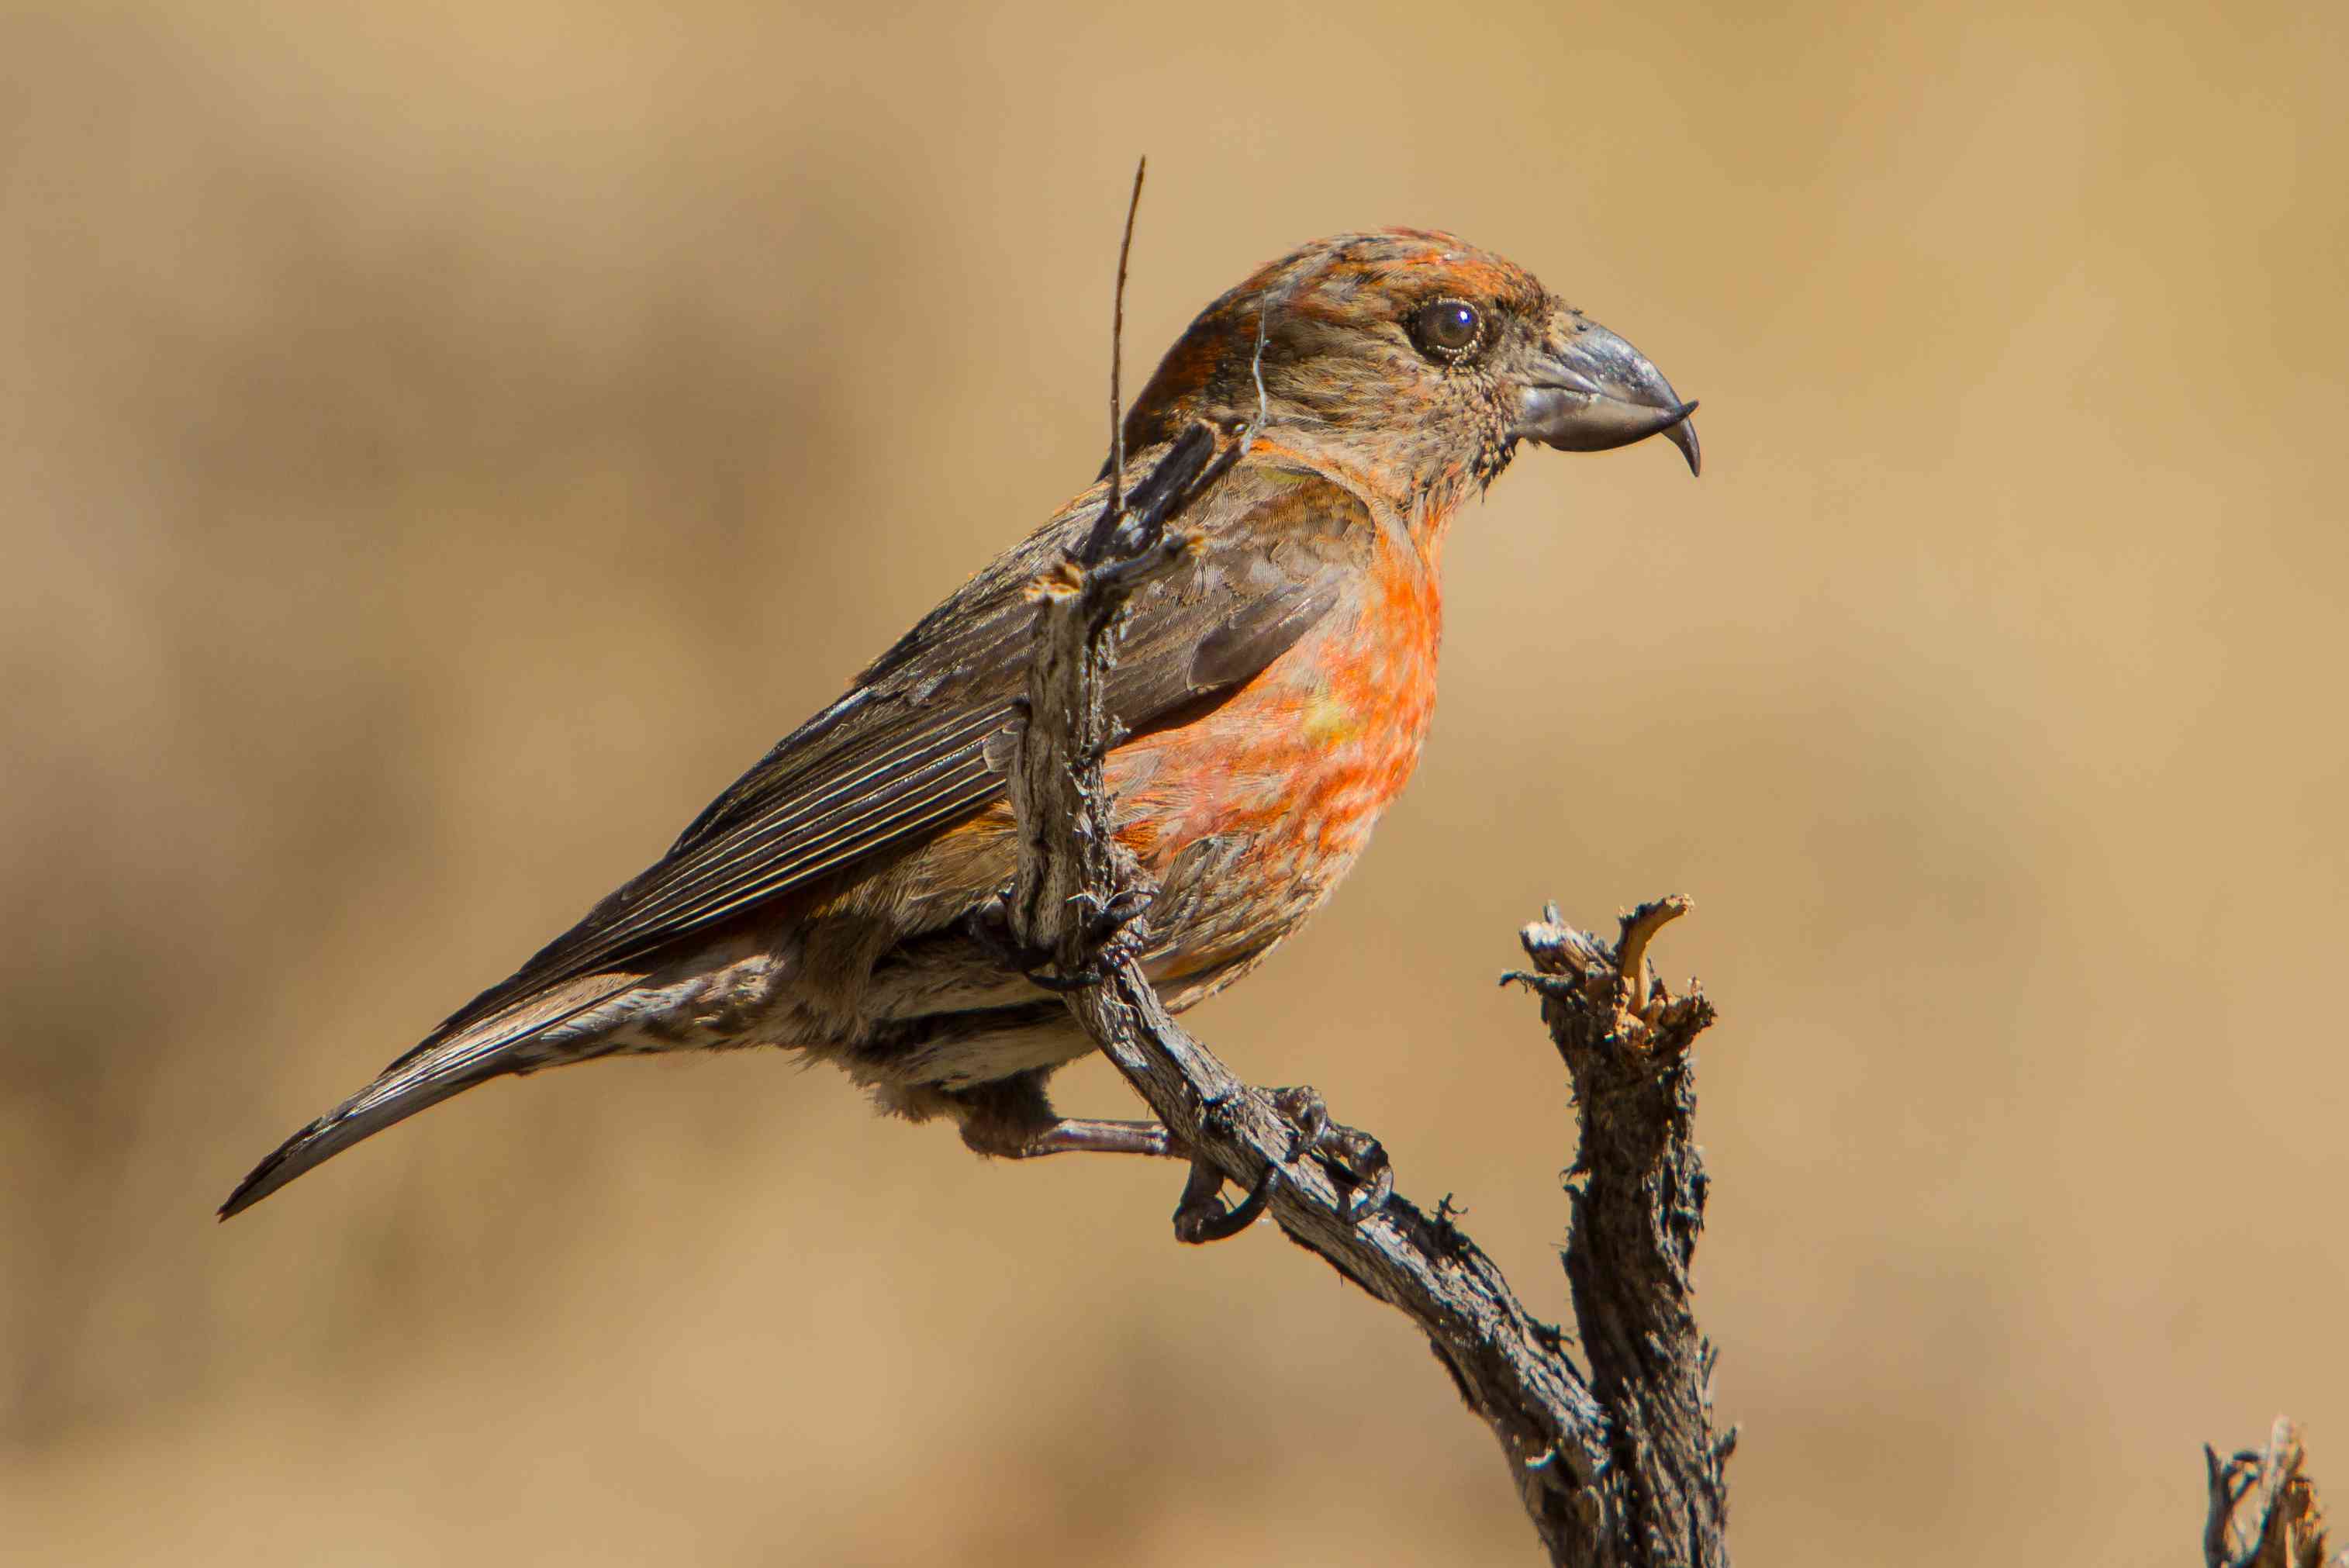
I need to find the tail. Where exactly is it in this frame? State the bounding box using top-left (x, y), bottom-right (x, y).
top-left (218, 974), bottom-right (642, 1220)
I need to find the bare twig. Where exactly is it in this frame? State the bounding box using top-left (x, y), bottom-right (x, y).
top-left (1100, 156), bottom-right (1145, 539)
top-left (1614, 893), bottom-right (1688, 1016)
top-left (989, 190), bottom-right (1736, 1565)
top-left (2208, 1418), bottom-right (2345, 1568)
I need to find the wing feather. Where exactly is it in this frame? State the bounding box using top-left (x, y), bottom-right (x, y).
top-left (420, 458), bottom-right (1372, 1046)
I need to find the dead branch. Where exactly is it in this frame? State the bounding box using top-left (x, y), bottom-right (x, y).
top-left (997, 411), bottom-right (1731, 1563)
top-left (2208, 1418), bottom-right (2346, 1568)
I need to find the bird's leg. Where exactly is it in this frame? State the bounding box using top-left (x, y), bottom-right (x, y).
top-left (951, 1072), bottom-right (1269, 1245)
top-left (955, 1079), bottom-right (1382, 1235)
top-left (955, 1072), bottom-right (1180, 1161)
top-left (1271, 1084), bottom-right (1394, 1224)
top-left (956, 1086), bottom-right (1177, 1161)
top-left (1010, 1117), bottom-right (1176, 1157)
top-left (982, 1114), bottom-right (1271, 1245)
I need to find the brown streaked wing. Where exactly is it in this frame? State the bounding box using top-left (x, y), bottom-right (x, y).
top-left (407, 461), bottom-right (1370, 1053)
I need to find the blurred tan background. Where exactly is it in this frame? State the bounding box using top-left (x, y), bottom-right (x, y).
top-left (4, 0), bottom-right (2343, 1561)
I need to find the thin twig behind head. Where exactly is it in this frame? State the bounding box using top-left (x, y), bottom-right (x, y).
top-left (1105, 157), bottom-right (1146, 527)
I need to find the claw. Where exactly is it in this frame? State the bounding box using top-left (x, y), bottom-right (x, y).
top-left (961, 861), bottom-right (1157, 996)
top-left (1173, 1155), bottom-right (1275, 1244)
top-left (1270, 1085), bottom-right (1392, 1227)
top-left (960, 890), bottom-right (1117, 991)
top-left (1083, 886), bottom-right (1156, 949)
top-left (1339, 1157), bottom-right (1394, 1224)
top-left (1272, 1084), bottom-right (1331, 1156)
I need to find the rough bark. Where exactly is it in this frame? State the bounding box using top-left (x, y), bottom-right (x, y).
top-left (995, 413), bottom-right (1732, 1565)
top-left (2208, 1418), bottom-right (2345, 1568)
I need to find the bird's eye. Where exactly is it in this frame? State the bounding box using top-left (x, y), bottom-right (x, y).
top-left (1410, 298), bottom-right (1484, 361)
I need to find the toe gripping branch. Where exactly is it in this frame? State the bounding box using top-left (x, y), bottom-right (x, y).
top-left (965, 883), bottom-right (1155, 993)
top-left (1272, 1086), bottom-right (1394, 1225)
top-left (1173, 1152), bottom-right (1274, 1245)
top-left (1168, 1086), bottom-right (1393, 1245)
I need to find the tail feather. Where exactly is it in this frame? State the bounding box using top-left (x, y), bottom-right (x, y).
top-left (218, 974), bottom-right (642, 1220)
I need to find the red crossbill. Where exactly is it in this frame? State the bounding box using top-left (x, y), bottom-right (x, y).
top-left (221, 228), bottom-right (1698, 1218)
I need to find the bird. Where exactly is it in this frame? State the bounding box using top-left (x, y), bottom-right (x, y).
top-left (219, 227), bottom-right (1698, 1221)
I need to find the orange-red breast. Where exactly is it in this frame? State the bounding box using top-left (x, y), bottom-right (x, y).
top-left (221, 229), bottom-right (1698, 1218)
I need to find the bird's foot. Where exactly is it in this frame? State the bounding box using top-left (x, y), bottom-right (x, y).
top-left (1164, 1093), bottom-right (1276, 1245)
top-left (1272, 1084), bottom-right (1394, 1225)
top-left (1172, 1152), bottom-right (1276, 1245)
top-left (960, 895), bottom-right (1089, 987)
top-left (962, 886), bottom-right (1154, 991)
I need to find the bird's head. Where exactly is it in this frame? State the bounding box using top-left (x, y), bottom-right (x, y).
top-left (1123, 229), bottom-right (1698, 513)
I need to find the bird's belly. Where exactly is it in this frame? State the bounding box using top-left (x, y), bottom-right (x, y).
top-left (1113, 589), bottom-right (1441, 993)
